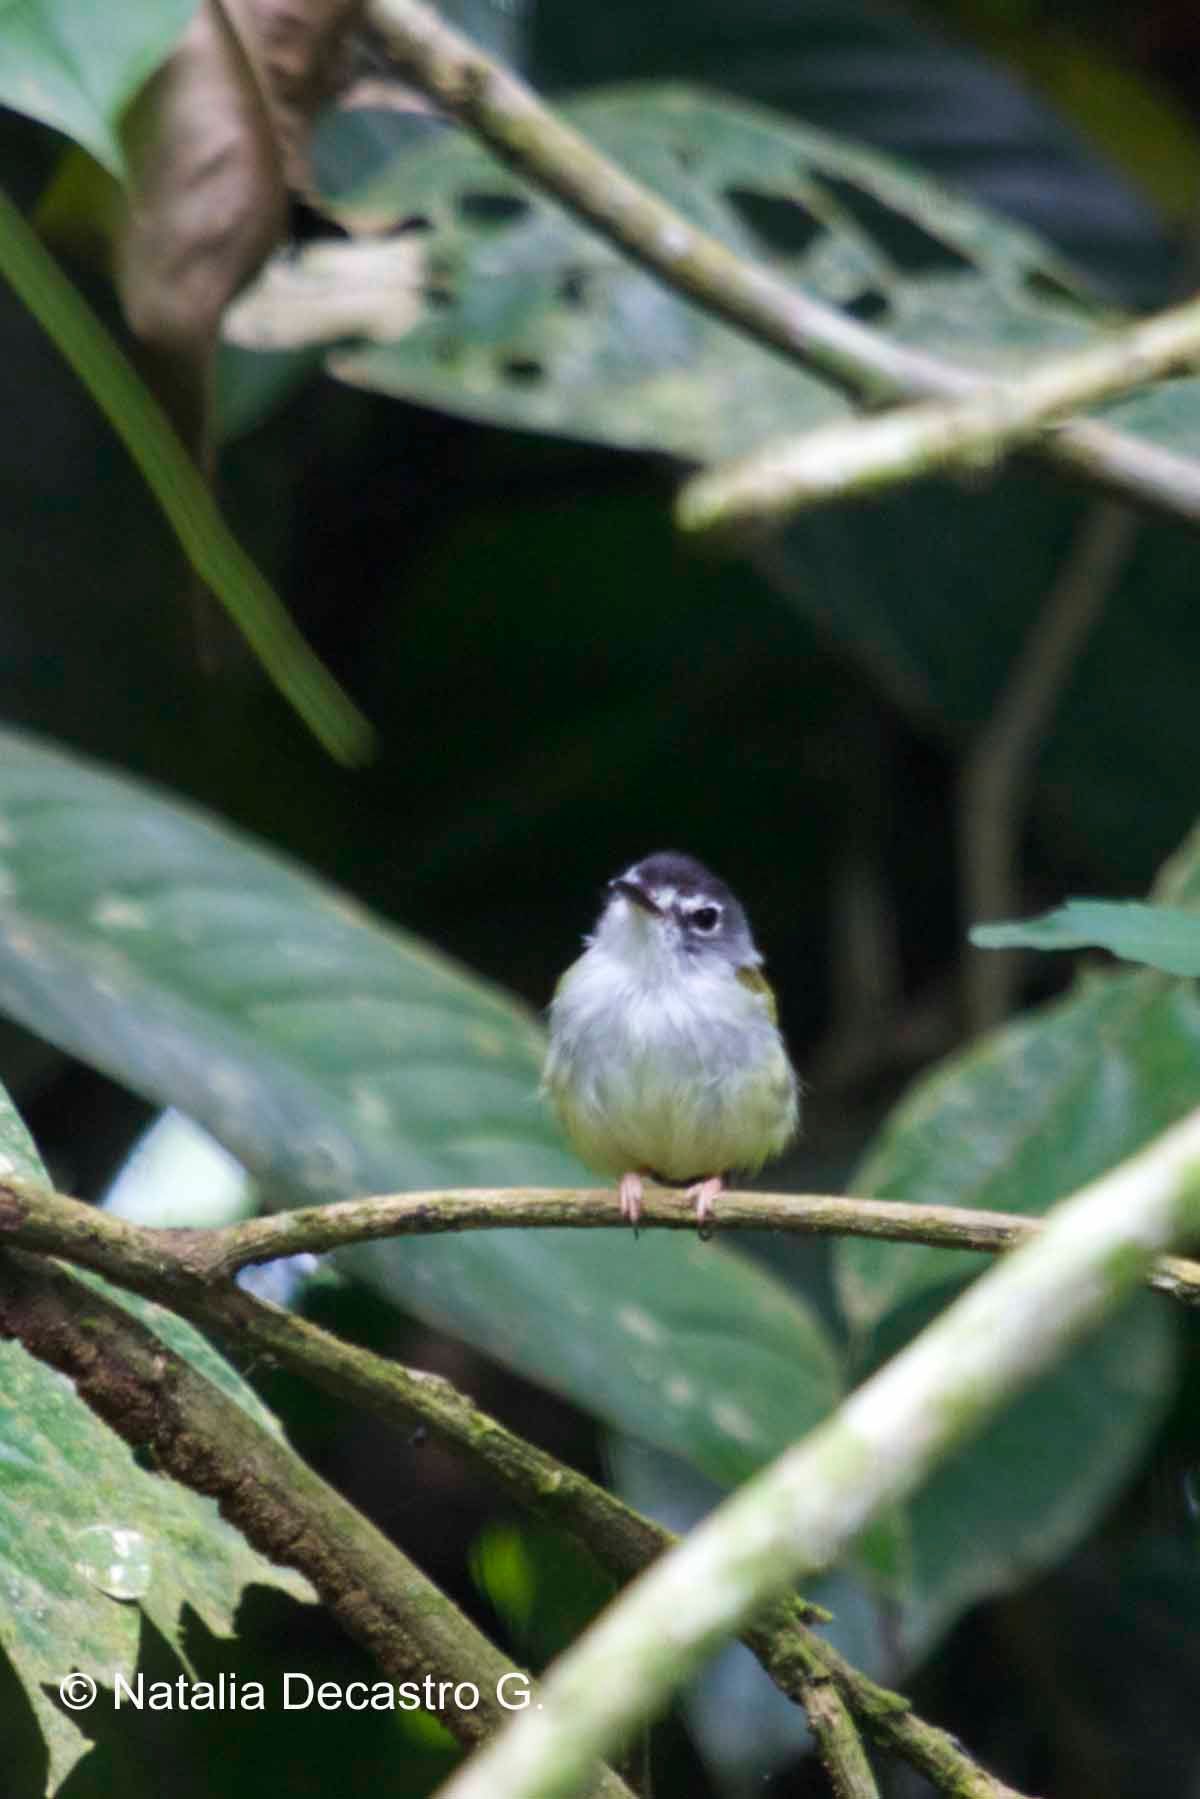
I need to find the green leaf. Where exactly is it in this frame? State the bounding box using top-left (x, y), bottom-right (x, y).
top-left (898, 1295), bottom-right (1175, 1659)
top-left (0, 728), bottom-right (841, 1487)
top-left (0, 1071), bottom-right (308, 1791)
top-left (839, 821), bottom-right (1200, 1338)
top-left (830, 829), bottom-right (1200, 1658)
top-left (316, 84), bottom-right (1095, 463)
top-left (469, 1520), bottom-right (615, 1666)
top-left (1096, 375), bottom-right (1200, 459)
top-left (529, 0), bottom-right (1177, 303)
top-left (0, 0), bottom-right (196, 178)
top-left (0, 1056), bottom-right (44, 1186)
top-left (972, 898), bottom-right (1200, 975)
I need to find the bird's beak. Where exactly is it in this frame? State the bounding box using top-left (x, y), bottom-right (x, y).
top-left (610, 877), bottom-right (662, 917)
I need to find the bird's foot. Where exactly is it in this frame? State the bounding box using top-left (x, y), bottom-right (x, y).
top-left (619, 1171), bottom-right (646, 1233)
top-left (685, 1175), bottom-right (723, 1241)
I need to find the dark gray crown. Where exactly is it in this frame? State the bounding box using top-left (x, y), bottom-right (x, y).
top-left (613, 851), bottom-right (757, 960)
top-left (626, 850), bottom-right (732, 904)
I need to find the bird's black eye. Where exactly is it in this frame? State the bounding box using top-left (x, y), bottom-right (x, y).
top-left (691, 905), bottom-right (721, 933)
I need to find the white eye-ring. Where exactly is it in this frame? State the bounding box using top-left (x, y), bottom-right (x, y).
top-left (689, 904), bottom-right (721, 933)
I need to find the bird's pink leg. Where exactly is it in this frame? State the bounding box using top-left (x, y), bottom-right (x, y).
top-left (685, 1175), bottom-right (723, 1235)
top-left (618, 1171), bottom-right (645, 1229)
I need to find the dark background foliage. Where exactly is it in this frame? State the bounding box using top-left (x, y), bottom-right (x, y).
top-left (3, 0), bottom-right (1200, 1794)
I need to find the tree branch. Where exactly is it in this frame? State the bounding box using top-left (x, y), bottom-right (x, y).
top-left (2, 1175), bottom-right (1196, 1302)
top-left (367, 0), bottom-right (1200, 528)
top-left (0, 1176), bottom-right (1031, 1795)
top-left (0, 1247), bottom-right (630, 1795)
top-left (677, 294), bottom-right (1200, 534)
top-left (431, 1106), bottom-right (1200, 1799)
top-left (792, 1666), bottom-right (882, 1799)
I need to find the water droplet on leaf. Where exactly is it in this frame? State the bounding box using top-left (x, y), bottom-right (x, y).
top-left (74, 1525), bottom-right (152, 1600)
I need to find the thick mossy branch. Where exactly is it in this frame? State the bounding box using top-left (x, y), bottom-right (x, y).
top-left (0, 1177), bottom-right (1031, 1796)
top-left (431, 1110), bottom-right (1200, 1799)
top-left (0, 1248), bottom-right (630, 1797)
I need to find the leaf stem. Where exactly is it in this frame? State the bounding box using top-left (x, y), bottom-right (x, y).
top-left (0, 183), bottom-right (374, 765)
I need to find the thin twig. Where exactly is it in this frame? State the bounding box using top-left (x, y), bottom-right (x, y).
top-left (1, 1176), bottom-right (1197, 1301)
top-left (960, 502), bottom-right (1138, 1033)
top-left (799, 1672), bottom-right (882, 1798)
top-left (677, 303), bottom-right (1200, 534)
top-left (367, 0), bottom-right (1200, 528)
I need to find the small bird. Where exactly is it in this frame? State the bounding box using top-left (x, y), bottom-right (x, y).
top-left (543, 851), bottom-right (799, 1231)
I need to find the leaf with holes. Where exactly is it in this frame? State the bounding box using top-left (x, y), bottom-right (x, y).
top-left (528, 0), bottom-right (1179, 304)
top-left (0, 1067), bottom-right (309, 1791)
top-left (0, 728), bottom-right (841, 1490)
top-left (307, 83), bottom-right (1096, 463)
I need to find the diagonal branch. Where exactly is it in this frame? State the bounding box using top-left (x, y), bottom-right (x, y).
top-left (677, 299), bottom-right (1200, 534)
top-left (0, 1247), bottom-right (631, 1795)
top-left (367, 0), bottom-right (1200, 528)
top-left (431, 1106), bottom-right (1200, 1799)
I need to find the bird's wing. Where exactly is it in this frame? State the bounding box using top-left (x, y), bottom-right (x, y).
top-left (736, 962), bottom-right (778, 1023)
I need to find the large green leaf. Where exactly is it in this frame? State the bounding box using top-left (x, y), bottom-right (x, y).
top-left (311, 84), bottom-right (1095, 464)
top-left (830, 830), bottom-right (1200, 1659)
top-left (0, 0), bottom-right (196, 178)
top-left (894, 1295), bottom-right (1174, 1660)
top-left (972, 897), bottom-right (1200, 975)
top-left (283, 73), bottom-right (1200, 895)
top-left (0, 1069), bottom-right (308, 1792)
top-left (0, 728), bottom-right (841, 1487)
top-left (529, 0), bottom-right (1179, 304)
top-left (839, 876), bottom-right (1200, 1337)
top-left (0, 1055), bottom-right (42, 1186)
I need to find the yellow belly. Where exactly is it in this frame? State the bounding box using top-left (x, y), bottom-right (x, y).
top-left (546, 1037), bottom-right (797, 1181)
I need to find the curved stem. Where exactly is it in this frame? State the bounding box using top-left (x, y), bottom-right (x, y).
top-left (0, 184), bottom-right (373, 765)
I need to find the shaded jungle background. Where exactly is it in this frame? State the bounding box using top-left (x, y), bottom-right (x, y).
top-left (3, 0), bottom-right (1200, 1794)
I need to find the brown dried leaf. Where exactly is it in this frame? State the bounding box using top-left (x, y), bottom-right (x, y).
top-left (239, 0), bottom-right (363, 195)
top-left (115, 0), bottom-right (363, 465)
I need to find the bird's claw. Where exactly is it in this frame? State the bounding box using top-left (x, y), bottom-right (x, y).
top-left (619, 1171), bottom-right (645, 1234)
top-left (685, 1176), bottom-right (723, 1241)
